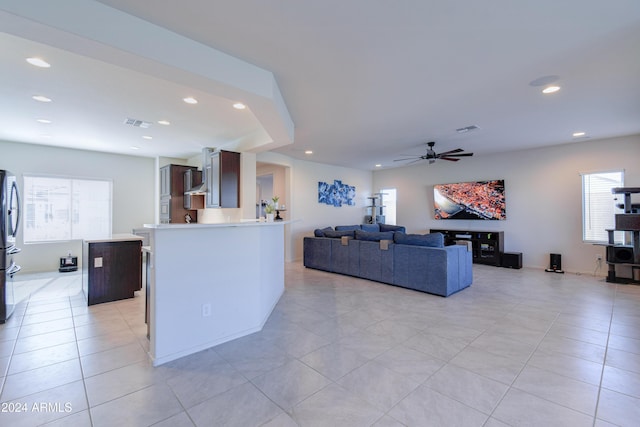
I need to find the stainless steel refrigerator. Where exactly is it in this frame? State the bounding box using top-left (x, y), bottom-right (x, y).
top-left (1, 170), bottom-right (21, 323)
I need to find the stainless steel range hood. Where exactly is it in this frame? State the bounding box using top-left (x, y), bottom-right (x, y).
top-left (185, 181), bottom-right (206, 195)
top-left (184, 148), bottom-right (215, 195)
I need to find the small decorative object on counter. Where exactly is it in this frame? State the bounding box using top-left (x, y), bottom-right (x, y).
top-left (271, 195), bottom-right (280, 209)
top-left (264, 202), bottom-right (275, 222)
top-left (185, 213), bottom-right (192, 223)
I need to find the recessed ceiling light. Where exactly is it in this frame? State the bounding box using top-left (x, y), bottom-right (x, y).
top-left (542, 85), bottom-right (561, 94)
top-left (36, 118), bottom-right (52, 124)
top-left (304, 150), bottom-right (313, 155)
top-left (157, 120), bottom-right (170, 126)
top-left (572, 131), bottom-right (586, 137)
top-left (375, 164), bottom-right (382, 168)
top-left (32, 95), bottom-right (52, 102)
top-left (40, 134), bottom-right (52, 138)
top-left (233, 102), bottom-right (247, 110)
top-left (130, 146), bottom-right (140, 150)
top-left (183, 97), bottom-right (198, 104)
top-left (26, 57), bottom-right (51, 68)
top-left (142, 135), bottom-right (153, 140)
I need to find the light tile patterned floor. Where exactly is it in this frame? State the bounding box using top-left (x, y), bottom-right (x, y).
top-left (1, 263), bottom-right (640, 426)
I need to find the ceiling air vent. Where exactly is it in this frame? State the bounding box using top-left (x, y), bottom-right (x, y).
top-left (124, 118), bottom-right (151, 128)
top-left (456, 125), bottom-right (480, 134)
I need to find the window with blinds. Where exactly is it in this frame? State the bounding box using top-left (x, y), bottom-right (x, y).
top-left (24, 175), bottom-right (112, 243)
top-left (582, 171), bottom-right (624, 243)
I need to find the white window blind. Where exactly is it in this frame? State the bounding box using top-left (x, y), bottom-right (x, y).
top-left (582, 171), bottom-right (623, 243)
top-left (24, 175), bottom-right (112, 243)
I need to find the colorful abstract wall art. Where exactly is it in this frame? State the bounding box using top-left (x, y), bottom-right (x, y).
top-left (318, 180), bottom-right (356, 207)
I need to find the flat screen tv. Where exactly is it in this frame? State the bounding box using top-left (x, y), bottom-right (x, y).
top-left (434, 179), bottom-right (506, 220)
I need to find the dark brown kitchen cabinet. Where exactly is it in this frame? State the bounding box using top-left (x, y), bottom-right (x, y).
top-left (206, 150), bottom-right (240, 208)
top-left (82, 238), bottom-right (142, 306)
top-left (159, 164), bottom-right (198, 223)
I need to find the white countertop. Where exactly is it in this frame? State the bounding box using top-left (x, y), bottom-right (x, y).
top-left (84, 233), bottom-right (144, 243)
top-left (143, 219), bottom-right (294, 229)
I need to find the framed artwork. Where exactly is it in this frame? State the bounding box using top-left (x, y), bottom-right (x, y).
top-left (318, 180), bottom-right (356, 207)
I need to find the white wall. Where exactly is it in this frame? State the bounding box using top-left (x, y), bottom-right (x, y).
top-left (373, 134), bottom-right (640, 275)
top-left (1, 140), bottom-right (155, 273)
top-left (289, 159), bottom-right (373, 261)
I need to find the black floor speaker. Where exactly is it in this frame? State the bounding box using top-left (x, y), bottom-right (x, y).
top-left (502, 252), bottom-right (522, 269)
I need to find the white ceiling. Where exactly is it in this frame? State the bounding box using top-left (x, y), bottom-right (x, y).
top-left (2, 0), bottom-right (640, 170)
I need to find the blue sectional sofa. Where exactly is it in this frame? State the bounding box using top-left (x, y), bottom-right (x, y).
top-left (303, 224), bottom-right (472, 297)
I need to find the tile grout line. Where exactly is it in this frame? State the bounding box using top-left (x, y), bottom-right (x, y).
top-left (481, 298), bottom-right (562, 426)
top-left (68, 296), bottom-right (93, 426)
top-left (0, 299), bottom-right (27, 401)
top-left (591, 282), bottom-right (618, 427)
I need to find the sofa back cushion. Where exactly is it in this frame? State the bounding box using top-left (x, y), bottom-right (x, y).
top-left (355, 230), bottom-right (395, 242)
top-left (335, 225), bottom-right (362, 231)
top-left (314, 226), bottom-right (333, 237)
top-left (394, 232), bottom-right (444, 248)
top-left (380, 224), bottom-right (406, 233)
top-left (361, 223), bottom-right (380, 232)
top-left (324, 229), bottom-right (356, 238)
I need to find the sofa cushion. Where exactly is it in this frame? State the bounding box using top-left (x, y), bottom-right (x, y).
top-left (394, 232), bottom-right (444, 248)
top-left (355, 230), bottom-right (395, 242)
top-left (360, 223), bottom-right (380, 232)
top-left (380, 224), bottom-right (406, 233)
top-left (324, 229), bottom-right (355, 238)
top-left (314, 227), bottom-right (333, 237)
top-left (335, 225), bottom-right (362, 231)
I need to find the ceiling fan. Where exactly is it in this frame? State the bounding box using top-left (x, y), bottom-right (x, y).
top-left (394, 141), bottom-right (474, 165)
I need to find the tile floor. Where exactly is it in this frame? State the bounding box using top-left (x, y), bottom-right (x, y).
top-left (1, 263), bottom-right (639, 426)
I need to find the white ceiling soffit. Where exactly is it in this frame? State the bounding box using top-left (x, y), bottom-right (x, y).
top-left (0, 0), bottom-right (294, 154)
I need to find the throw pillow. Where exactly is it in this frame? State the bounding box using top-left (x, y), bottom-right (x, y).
top-left (361, 223), bottom-right (380, 232)
top-left (394, 232), bottom-right (444, 248)
top-left (314, 227), bottom-right (333, 237)
top-left (324, 229), bottom-right (356, 239)
top-left (380, 224), bottom-right (406, 233)
top-left (354, 230), bottom-right (395, 241)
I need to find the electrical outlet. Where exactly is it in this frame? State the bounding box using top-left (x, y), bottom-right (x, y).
top-left (596, 254), bottom-right (603, 261)
top-left (202, 303), bottom-right (212, 317)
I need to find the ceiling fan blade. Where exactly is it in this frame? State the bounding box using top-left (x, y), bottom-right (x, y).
top-left (406, 159), bottom-right (424, 165)
top-left (439, 157), bottom-right (460, 161)
top-left (393, 157), bottom-right (421, 162)
top-left (441, 152), bottom-right (473, 157)
top-left (437, 148), bottom-right (464, 156)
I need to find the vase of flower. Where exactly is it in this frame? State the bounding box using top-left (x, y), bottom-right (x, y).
top-left (264, 202), bottom-right (275, 222)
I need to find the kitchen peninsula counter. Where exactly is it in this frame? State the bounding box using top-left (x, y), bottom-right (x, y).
top-left (143, 220), bottom-right (291, 366)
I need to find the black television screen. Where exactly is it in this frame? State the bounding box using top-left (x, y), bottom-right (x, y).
top-left (434, 180), bottom-right (506, 220)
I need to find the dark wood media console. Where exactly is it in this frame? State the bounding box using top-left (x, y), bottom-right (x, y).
top-left (430, 229), bottom-right (504, 266)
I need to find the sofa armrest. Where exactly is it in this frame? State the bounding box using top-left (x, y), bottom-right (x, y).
top-left (303, 237), bottom-right (332, 271)
top-left (394, 244), bottom-right (470, 296)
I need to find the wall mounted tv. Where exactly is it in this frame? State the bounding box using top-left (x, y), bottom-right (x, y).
top-left (434, 179), bottom-right (506, 220)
